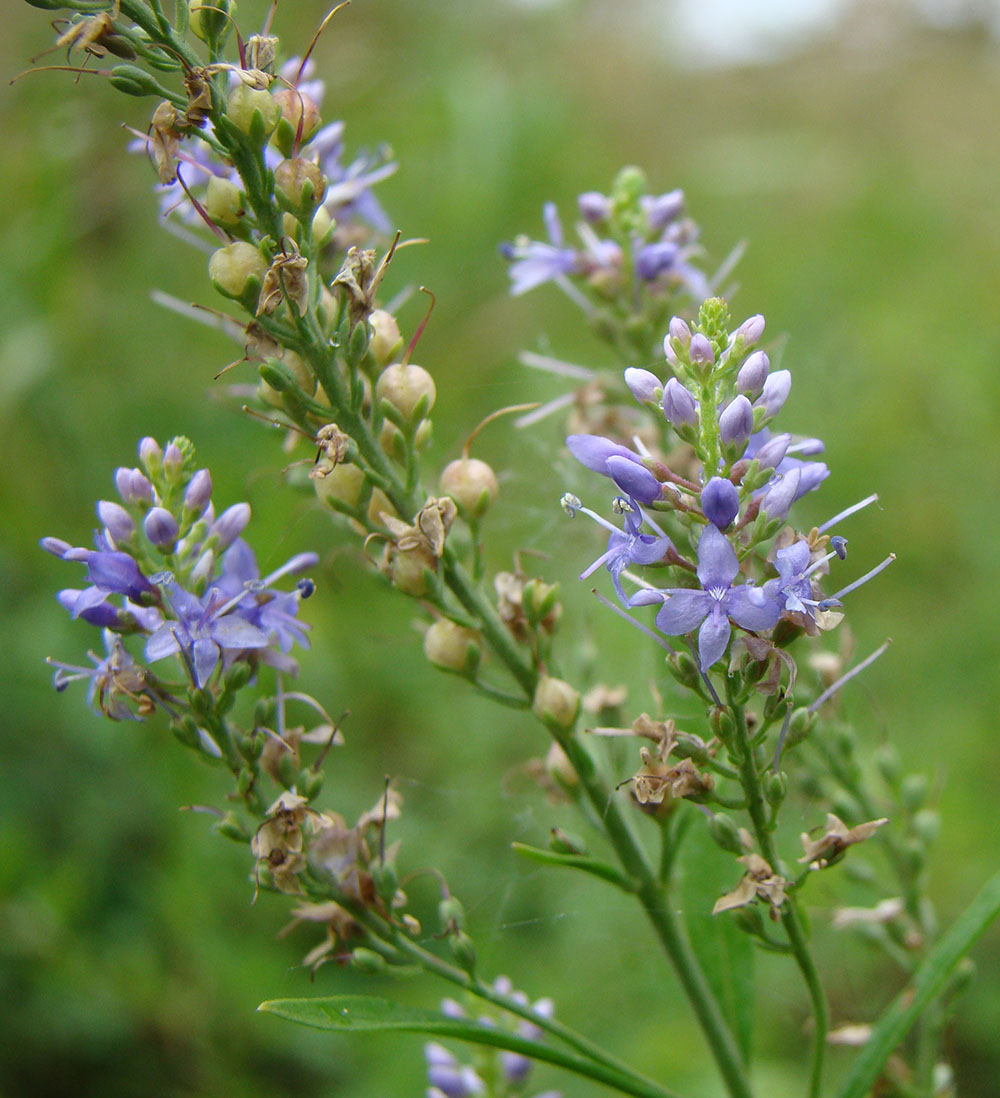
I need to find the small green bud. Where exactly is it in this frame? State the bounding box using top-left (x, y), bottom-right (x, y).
top-left (764, 771), bottom-right (787, 807)
top-left (450, 931), bottom-right (476, 974)
top-left (708, 813), bottom-right (745, 855)
top-left (532, 676), bottom-right (580, 730)
top-left (665, 649), bottom-right (700, 689)
top-left (902, 836), bottom-right (926, 876)
top-left (214, 811), bottom-right (250, 842)
top-left (549, 828), bottom-right (588, 855)
top-left (238, 730), bottom-right (264, 762)
top-left (253, 696), bottom-right (276, 726)
top-left (189, 0), bottom-right (236, 44)
top-left (439, 458), bottom-right (499, 519)
top-left (784, 707), bottom-right (814, 749)
top-left (236, 769), bottom-right (255, 796)
top-left (209, 241), bottom-right (266, 306)
top-left (522, 579), bottom-right (561, 627)
top-left (348, 314), bottom-right (371, 365)
top-left (762, 691), bottom-right (788, 722)
top-left (223, 660), bottom-right (253, 693)
top-left (172, 715), bottom-right (201, 749)
top-left (376, 363), bottom-right (436, 422)
top-left (709, 707), bottom-right (735, 740)
top-left (911, 808), bottom-right (940, 847)
top-left (370, 861), bottom-right (398, 906)
top-left (300, 768), bottom-right (324, 801)
top-left (187, 686), bottom-right (213, 718)
top-left (258, 360), bottom-right (295, 393)
top-left (423, 620), bottom-right (481, 675)
top-left (350, 947), bottom-right (387, 974)
top-left (874, 743), bottom-right (902, 788)
top-left (109, 64), bottom-right (171, 98)
top-left (438, 896), bottom-right (466, 932)
top-left (900, 773), bottom-right (929, 813)
top-left (277, 751), bottom-right (298, 789)
top-left (226, 83), bottom-right (279, 140)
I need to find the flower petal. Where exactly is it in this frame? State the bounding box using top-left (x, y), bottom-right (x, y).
top-left (695, 525), bottom-right (739, 589)
top-left (697, 605), bottom-right (732, 670)
top-left (655, 590), bottom-right (710, 635)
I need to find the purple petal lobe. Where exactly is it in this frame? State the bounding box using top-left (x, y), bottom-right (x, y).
top-left (697, 607), bottom-right (732, 670)
top-left (656, 589), bottom-right (710, 634)
top-left (606, 455), bottom-right (661, 504)
top-left (695, 525), bottom-right (739, 589)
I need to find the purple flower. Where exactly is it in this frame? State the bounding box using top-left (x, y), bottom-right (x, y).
top-left (566, 435), bottom-right (662, 504)
top-left (624, 367), bottom-right (661, 404)
top-left (571, 496), bottom-right (672, 605)
top-left (48, 631), bottom-right (147, 721)
top-left (62, 543), bottom-right (159, 604)
top-left (500, 203), bottom-right (579, 295)
top-left (655, 525), bottom-right (781, 671)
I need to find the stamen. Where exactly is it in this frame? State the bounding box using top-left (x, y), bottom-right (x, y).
top-left (816, 493), bottom-right (879, 534)
top-left (808, 639), bottom-right (892, 714)
top-left (590, 590), bottom-right (675, 653)
top-left (830, 553), bottom-right (895, 601)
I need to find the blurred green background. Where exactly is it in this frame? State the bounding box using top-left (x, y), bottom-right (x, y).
top-left (4, 1), bottom-right (1000, 1095)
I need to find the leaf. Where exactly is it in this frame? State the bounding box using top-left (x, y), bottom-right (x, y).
top-left (676, 819), bottom-right (755, 1064)
top-left (511, 841), bottom-right (638, 892)
top-left (835, 867), bottom-right (1000, 1098)
top-left (258, 995), bottom-right (683, 1098)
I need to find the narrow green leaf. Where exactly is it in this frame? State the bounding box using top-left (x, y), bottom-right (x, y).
top-left (258, 995), bottom-right (683, 1098)
top-left (836, 868), bottom-right (1000, 1098)
top-left (511, 841), bottom-right (638, 892)
top-left (676, 821), bottom-right (755, 1064)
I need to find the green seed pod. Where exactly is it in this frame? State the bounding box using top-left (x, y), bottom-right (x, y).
top-left (274, 158), bottom-right (326, 217)
top-left (369, 310), bottom-right (403, 368)
top-left (209, 241), bottom-right (266, 306)
top-left (450, 931), bottom-right (476, 974)
top-left (423, 620), bottom-right (481, 675)
top-left (376, 363), bottom-right (436, 422)
top-left (900, 773), bottom-right (929, 813)
top-left (784, 706), bottom-right (814, 749)
top-left (109, 64), bottom-right (171, 99)
top-left (204, 175), bottom-right (244, 229)
top-left (708, 812), bottom-right (745, 855)
top-left (874, 743), bottom-right (902, 789)
top-left (532, 676), bottom-right (580, 731)
top-left (350, 947), bottom-right (387, 974)
top-left (438, 896), bottom-right (466, 933)
top-left (214, 812), bottom-right (250, 843)
top-left (370, 861), bottom-right (398, 906)
top-left (439, 458), bottom-right (499, 518)
top-left (764, 771), bottom-right (787, 807)
top-left (226, 83), bottom-right (279, 140)
top-left (272, 87), bottom-right (322, 157)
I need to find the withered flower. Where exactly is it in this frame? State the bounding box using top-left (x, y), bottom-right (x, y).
top-left (798, 813), bottom-right (888, 869)
top-left (713, 853), bottom-right (788, 919)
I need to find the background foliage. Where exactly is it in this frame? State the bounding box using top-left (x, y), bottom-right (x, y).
top-left (3, 1), bottom-right (1000, 1095)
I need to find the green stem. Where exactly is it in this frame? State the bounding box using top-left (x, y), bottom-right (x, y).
top-left (374, 919), bottom-right (685, 1098)
top-left (726, 680), bottom-right (827, 1098)
top-left (550, 726), bottom-right (755, 1098)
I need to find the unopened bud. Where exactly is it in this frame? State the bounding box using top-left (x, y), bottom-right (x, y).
top-left (624, 367), bottom-right (661, 405)
top-left (784, 706), bottom-right (814, 749)
top-left (662, 378), bottom-right (697, 428)
top-left (97, 500), bottom-right (135, 543)
top-left (757, 370), bottom-right (791, 419)
top-left (439, 458), bottom-right (499, 518)
top-left (522, 578), bottom-right (561, 627)
top-left (214, 811), bottom-right (250, 842)
top-left (900, 773), bottom-right (929, 813)
top-left (423, 620), bottom-right (481, 675)
top-left (376, 363), bottom-right (436, 422)
top-left (545, 743), bottom-right (578, 790)
top-left (438, 896), bottom-right (466, 932)
top-left (450, 931), bottom-right (476, 974)
top-left (736, 350), bottom-right (769, 397)
top-left (701, 477), bottom-right (739, 530)
top-left (188, 0), bottom-right (236, 42)
top-left (874, 744), bottom-right (902, 788)
top-left (351, 947), bottom-right (387, 974)
top-left (144, 506), bottom-right (179, 549)
top-left (709, 813), bottom-right (745, 855)
top-left (912, 808), bottom-right (940, 846)
top-left (719, 395), bottom-right (754, 451)
top-left (764, 771), bottom-right (787, 806)
top-left (532, 676), bottom-right (580, 730)
top-left (183, 469), bottom-right (213, 516)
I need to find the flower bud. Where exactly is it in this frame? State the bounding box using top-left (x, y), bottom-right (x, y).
top-left (439, 458), bottom-right (499, 518)
top-left (368, 310), bottom-right (403, 368)
top-left (144, 506), bottom-right (179, 549)
top-left (97, 500), bottom-right (135, 543)
top-left (189, 0), bottom-right (235, 42)
top-left (900, 773), bottom-right (929, 813)
top-left (701, 477), bottom-right (739, 530)
top-left (606, 455), bottom-right (661, 505)
top-left (183, 469), bottom-right (213, 516)
top-left (272, 87), bottom-right (322, 157)
top-left (450, 931), bottom-right (477, 974)
top-left (139, 437), bottom-right (162, 472)
top-left (274, 157), bottom-right (326, 216)
top-left (350, 947), bottom-right (387, 974)
top-left (688, 333), bottom-right (715, 370)
top-left (532, 676), bottom-right (580, 730)
top-left (115, 466), bottom-right (154, 505)
top-left (708, 812), bottom-right (745, 855)
top-left (719, 395), bottom-right (754, 451)
top-left (760, 467), bottom-right (801, 522)
top-left (162, 442), bottom-right (183, 478)
top-left (736, 350), bottom-right (769, 397)
top-left (624, 367), bottom-right (661, 404)
top-left (757, 369), bottom-right (791, 419)
top-left (545, 745), bottom-right (578, 792)
top-left (423, 620), bottom-right (481, 674)
top-left (211, 502), bottom-right (251, 549)
top-left (204, 175), bottom-right (244, 228)
top-left (226, 83), bottom-right (279, 140)
top-left (578, 191), bottom-right (611, 222)
top-left (662, 378), bottom-right (697, 427)
top-left (209, 241), bottom-right (267, 301)
top-left (733, 313), bottom-right (765, 347)
top-left (752, 432), bottom-right (790, 471)
top-left (522, 578), bottom-right (561, 628)
top-left (375, 363), bottom-right (436, 422)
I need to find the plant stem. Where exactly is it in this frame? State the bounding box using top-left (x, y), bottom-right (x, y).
top-left (726, 679), bottom-right (827, 1098)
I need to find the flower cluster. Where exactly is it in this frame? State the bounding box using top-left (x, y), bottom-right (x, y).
top-left (565, 299), bottom-right (893, 673)
top-left (43, 435), bottom-right (318, 718)
top-left (425, 978), bottom-right (560, 1098)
